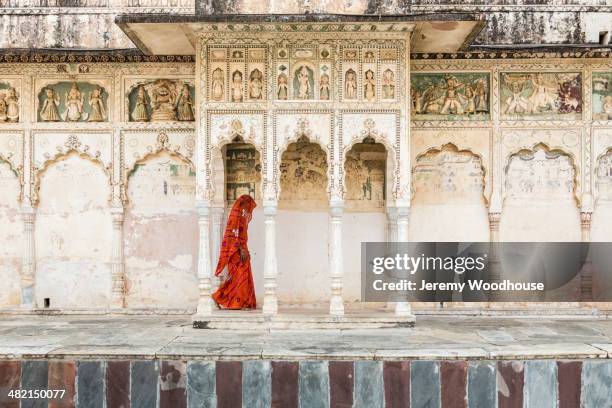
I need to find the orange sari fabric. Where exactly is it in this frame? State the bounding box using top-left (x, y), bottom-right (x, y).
top-left (212, 195), bottom-right (257, 309)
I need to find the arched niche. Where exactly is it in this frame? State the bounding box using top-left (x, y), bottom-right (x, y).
top-left (123, 150), bottom-right (198, 309)
top-left (0, 158), bottom-right (22, 307)
top-left (409, 143), bottom-right (489, 242)
top-left (500, 143), bottom-right (580, 242)
top-left (590, 148), bottom-right (612, 302)
top-left (277, 135), bottom-right (330, 305)
top-left (35, 151), bottom-right (112, 309)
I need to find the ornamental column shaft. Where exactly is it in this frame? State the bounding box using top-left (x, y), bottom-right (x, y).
top-left (394, 205), bottom-right (412, 316)
top-left (329, 199), bottom-right (344, 316)
top-left (210, 205), bottom-right (225, 290)
top-left (21, 207), bottom-right (36, 308)
top-left (196, 203), bottom-right (214, 315)
top-left (263, 201), bottom-right (279, 315)
top-left (488, 212), bottom-right (502, 301)
top-left (580, 211), bottom-right (593, 302)
top-left (110, 207), bottom-right (126, 309)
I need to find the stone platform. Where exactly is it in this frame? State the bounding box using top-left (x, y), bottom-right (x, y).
top-left (192, 309), bottom-right (416, 330)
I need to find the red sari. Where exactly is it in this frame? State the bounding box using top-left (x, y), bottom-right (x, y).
top-left (212, 195), bottom-right (257, 309)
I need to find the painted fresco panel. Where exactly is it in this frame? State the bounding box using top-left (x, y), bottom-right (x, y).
top-left (225, 143), bottom-right (261, 202)
top-left (411, 73), bottom-right (490, 121)
top-left (593, 72), bottom-right (612, 121)
top-left (279, 139), bottom-right (328, 210)
top-left (0, 160), bottom-right (22, 307)
top-left (500, 72), bottom-right (582, 120)
top-left (344, 142), bottom-right (386, 212)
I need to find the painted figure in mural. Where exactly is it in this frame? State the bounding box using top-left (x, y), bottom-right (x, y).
top-left (151, 80), bottom-right (178, 121)
top-left (88, 87), bottom-right (106, 122)
top-left (131, 85), bottom-right (149, 122)
top-left (212, 195), bottom-right (257, 310)
top-left (231, 71), bottom-right (243, 103)
top-left (64, 82), bottom-right (84, 121)
top-left (603, 95), bottom-right (612, 120)
top-left (439, 75), bottom-right (465, 115)
top-left (0, 93), bottom-right (7, 121)
top-left (319, 73), bottom-right (330, 100)
top-left (465, 85), bottom-right (476, 114)
top-left (248, 69), bottom-right (264, 100)
top-left (411, 89), bottom-right (422, 113)
top-left (528, 73), bottom-right (557, 113)
top-left (296, 66), bottom-right (311, 99)
top-left (502, 76), bottom-right (530, 114)
top-left (39, 88), bottom-right (61, 121)
top-left (177, 84), bottom-right (195, 121)
top-left (211, 68), bottom-right (225, 101)
top-left (277, 74), bottom-right (288, 100)
top-left (345, 69), bottom-right (357, 99)
top-left (382, 69), bottom-right (395, 99)
top-left (558, 77), bottom-right (581, 113)
top-left (364, 70), bottom-right (376, 101)
top-left (474, 79), bottom-right (488, 112)
top-left (6, 88), bottom-right (19, 122)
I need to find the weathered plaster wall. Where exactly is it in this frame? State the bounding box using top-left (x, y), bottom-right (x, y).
top-left (0, 160), bottom-right (22, 307)
top-left (124, 153), bottom-right (198, 309)
top-left (35, 153), bottom-right (112, 309)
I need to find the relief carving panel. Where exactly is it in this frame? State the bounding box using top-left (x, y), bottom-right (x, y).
top-left (127, 79), bottom-right (195, 122)
top-left (209, 113), bottom-right (265, 149)
top-left (0, 80), bottom-right (21, 123)
top-left (37, 80), bottom-right (110, 122)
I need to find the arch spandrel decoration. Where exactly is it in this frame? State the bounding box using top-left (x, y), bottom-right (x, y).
top-left (593, 147), bottom-right (612, 204)
top-left (208, 113), bottom-right (265, 151)
top-left (0, 131), bottom-right (24, 201)
top-left (503, 142), bottom-right (580, 207)
top-left (32, 133), bottom-right (113, 206)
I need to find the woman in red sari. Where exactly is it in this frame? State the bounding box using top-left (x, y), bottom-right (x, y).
top-left (212, 195), bottom-right (257, 309)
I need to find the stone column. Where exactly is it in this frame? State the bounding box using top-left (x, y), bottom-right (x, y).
top-left (110, 207), bottom-right (126, 309)
top-left (21, 207), bottom-right (36, 308)
top-left (580, 211), bottom-right (593, 302)
top-left (386, 206), bottom-right (398, 241)
top-left (488, 212), bottom-right (502, 301)
top-left (196, 202), bottom-right (214, 315)
top-left (263, 201), bottom-right (279, 315)
top-left (329, 199), bottom-right (344, 316)
top-left (394, 205), bottom-right (412, 316)
top-left (210, 205), bottom-right (225, 290)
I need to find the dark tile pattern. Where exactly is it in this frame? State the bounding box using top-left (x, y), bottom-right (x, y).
top-left (441, 361), bottom-right (467, 408)
top-left (557, 361), bottom-right (581, 408)
top-left (383, 361), bottom-right (410, 408)
top-left (216, 361), bottom-right (242, 408)
top-left (77, 361), bottom-right (104, 408)
top-left (0, 361), bottom-right (21, 408)
top-left (48, 360), bottom-right (76, 408)
top-left (497, 361), bottom-right (524, 408)
top-left (271, 361), bottom-right (299, 408)
top-left (329, 361), bottom-right (353, 408)
top-left (106, 360), bottom-right (130, 408)
top-left (160, 360), bottom-right (187, 408)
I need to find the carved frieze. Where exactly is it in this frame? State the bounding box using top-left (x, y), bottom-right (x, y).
top-left (126, 79), bottom-right (195, 122)
top-left (0, 80), bottom-right (21, 123)
top-left (36, 80), bottom-right (110, 122)
top-left (207, 47), bottom-right (267, 103)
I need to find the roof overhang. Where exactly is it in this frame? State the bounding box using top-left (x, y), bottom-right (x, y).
top-left (116, 13), bottom-right (485, 56)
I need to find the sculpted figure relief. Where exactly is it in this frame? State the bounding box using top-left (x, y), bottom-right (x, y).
top-left (177, 84), bottom-right (195, 121)
top-left (364, 69), bottom-right (376, 101)
top-left (382, 69), bottom-right (395, 99)
top-left (64, 82), bottom-right (84, 121)
top-left (277, 74), bottom-right (288, 100)
top-left (88, 87), bottom-right (106, 122)
top-left (2, 88), bottom-right (19, 122)
top-left (211, 68), bottom-right (225, 101)
top-left (319, 73), bottom-right (330, 100)
top-left (296, 66), bottom-right (312, 99)
top-left (150, 79), bottom-right (178, 121)
top-left (0, 93), bottom-right (6, 122)
top-left (231, 71), bottom-right (243, 102)
top-left (40, 88), bottom-right (61, 122)
top-left (345, 69), bottom-right (357, 100)
top-left (248, 69), bottom-right (264, 100)
top-left (131, 85), bottom-right (149, 122)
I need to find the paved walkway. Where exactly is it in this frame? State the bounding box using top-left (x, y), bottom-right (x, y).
top-left (1, 315), bottom-right (612, 360)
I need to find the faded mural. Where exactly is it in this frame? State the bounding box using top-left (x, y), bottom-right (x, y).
top-left (412, 145), bottom-right (485, 205)
top-left (124, 153), bottom-right (198, 309)
top-left (500, 72), bottom-right (582, 120)
top-left (128, 79), bottom-right (195, 122)
top-left (505, 147), bottom-right (575, 202)
top-left (279, 137), bottom-right (328, 210)
top-left (411, 73), bottom-right (490, 120)
top-left (38, 82), bottom-right (108, 122)
top-left (225, 143), bottom-right (261, 202)
top-left (593, 72), bottom-right (612, 121)
top-left (0, 160), bottom-right (22, 307)
top-left (596, 150), bottom-right (612, 201)
top-left (344, 141), bottom-right (386, 212)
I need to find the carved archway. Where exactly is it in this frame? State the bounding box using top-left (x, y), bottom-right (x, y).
top-left (594, 146), bottom-right (612, 204)
top-left (343, 137), bottom-right (389, 211)
top-left (220, 138), bottom-right (263, 206)
top-left (0, 154), bottom-right (23, 203)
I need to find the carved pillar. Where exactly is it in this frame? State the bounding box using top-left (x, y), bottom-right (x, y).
top-left (329, 199), bottom-right (345, 316)
top-left (21, 207), bottom-right (36, 309)
top-left (488, 212), bottom-right (502, 301)
top-left (386, 206), bottom-right (398, 241)
top-left (394, 205), bottom-right (412, 316)
top-left (263, 201), bottom-right (279, 315)
top-left (196, 202), bottom-right (214, 315)
top-left (580, 211), bottom-right (593, 302)
top-left (110, 207), bottom-right (126, 309)
top-left (210, 205), bottom-right (225, 290)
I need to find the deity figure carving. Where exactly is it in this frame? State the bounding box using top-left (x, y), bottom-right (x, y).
top-left (248, 69), bottom-right (264, 100)
top-left (5, 88), bottom-right (19, 122)
top-left (382, 69), bottom-right (395, 99)
top-left (439, 75), bottom-right (465, 115)
top-left (88, 87), bottom-right (106, 122)
top-left (39, 88), bottom-right (61, 121)
top-left (364, 70), bottom-right (376, 101)
top-left (231, 71), bottom-right (243, 103)
top-left (177, 84), bottom-right (195, 121)
top-left (465, 85), bottom-right (476, 114)
top-left (603, 95), bottom-right (612, 120)
top-left (0, 93), bottom-right (6, 122)
top-left (151, 79), bottom-right (178, 122)
top-left (296, 66), bottom-right (311, 99)
top-left (319, 73), bottom-right (330, 100)
top-left (64, 82), bottom-right (84, 121)
top-left (211, 68), bottom-right (225, 101)
top-left (345, 69), bottom-right (357, 99)
top-left (277, 74), bottom-right (288, 100)
top-left (131, 84), bottom-right (149, 122)
top-left (474, 79), bottom-right (488, 112)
